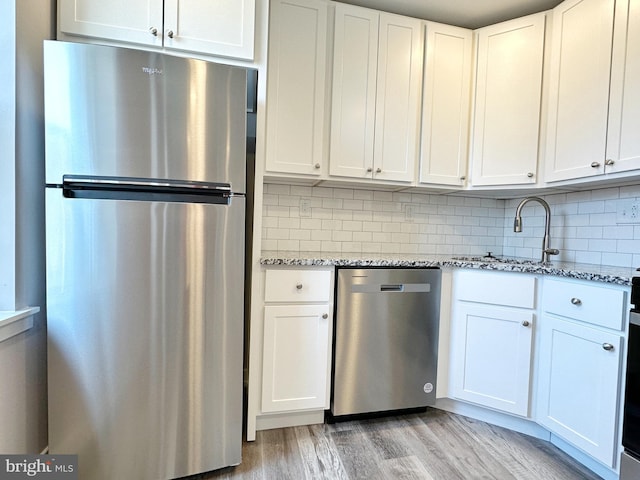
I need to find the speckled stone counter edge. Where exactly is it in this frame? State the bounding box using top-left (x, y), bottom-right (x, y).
top-left (259, 252), bottom-right (637, 286)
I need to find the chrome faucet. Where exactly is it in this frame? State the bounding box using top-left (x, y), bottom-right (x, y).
top-left (513, 196), bottom-right (560, 264)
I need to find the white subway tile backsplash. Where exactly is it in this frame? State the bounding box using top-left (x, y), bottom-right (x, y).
top-left (577, 201), bottom-right (605, 214)
top-left (262, 183), bottom-right (640, 267)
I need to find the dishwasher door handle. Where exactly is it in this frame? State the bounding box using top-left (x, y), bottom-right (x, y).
top-left (351, 283), bottom-right (432, 294)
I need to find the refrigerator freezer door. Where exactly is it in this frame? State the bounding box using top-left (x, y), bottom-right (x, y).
top-left (46, 189), bottom-right (245, 479)
top-left (44, 41), bottom-right (247, 192)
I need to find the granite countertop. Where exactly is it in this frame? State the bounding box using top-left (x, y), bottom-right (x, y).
top-left (260, 251), bottom-right (637, 286)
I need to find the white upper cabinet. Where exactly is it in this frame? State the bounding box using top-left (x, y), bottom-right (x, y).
top-left (58, 0), bottom-right (255, 60)
top-left (544, 0), bottom-right (617, 182)
top-left (330, 3), bottom-right (423, 183)
top-left (59, 0), bottom-right (164, 47)
top-left (469, 13), bottom-right (546, 186)
top-left (606, 0), bottom-right (640, 174)
top-left (265, 0), bottom-right (329, 176)
top-left (419, 22), bottom-right (473, 187)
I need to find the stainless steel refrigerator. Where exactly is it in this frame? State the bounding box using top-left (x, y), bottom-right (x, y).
top-left (44, 40), bottom-right (247, 479)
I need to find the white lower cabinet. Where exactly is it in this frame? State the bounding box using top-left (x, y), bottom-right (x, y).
top-left (262, 304), bottom-right (331, 412)
top-left (256, 267), bottom-right (333, 417)
top-left (450, 303), bottom-right (534, 415)
top-left (537, 277), bottom-right (627, 468)
top-left (537, 315), bottom-right (623, 467)
top-left (449, 270), bottom-right (536, 416)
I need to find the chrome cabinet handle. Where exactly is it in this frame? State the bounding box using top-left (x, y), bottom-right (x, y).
top-left (605, 159), bottom-right (615, 166)
top-left (570, 297), bottom-right (582, 305)
top-left (167, 30), bottom-right (174, 38)
top-left (522, 321), bottom-right (530, 327)
top-left (322, 313), bottom-right (328, 319)
top-left (527, 172), bottom-right (534, 178)
top-left (296, 283), bottom-right (303, 290)
top-left (602, 343), bottom-right (614, 351)
top-left (591, 161), bottom-right (601, 168)
top-left (314, 163), bottom-right (321, 169)
top-left (149, 27), bottom-right (158, 36)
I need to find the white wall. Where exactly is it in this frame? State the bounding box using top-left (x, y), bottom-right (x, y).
top-left (0, 0), bottom-right (54, 454)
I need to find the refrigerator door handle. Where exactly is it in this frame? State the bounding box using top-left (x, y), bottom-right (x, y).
top-left (60, 175), bottom-right (238, 205)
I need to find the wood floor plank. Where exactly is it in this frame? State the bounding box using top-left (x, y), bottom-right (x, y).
top-left (258, 427), bottom-right (306, 480)
top-left (421, 410), bottom-right (518, 479)
top-left (329, 428), bottom-right (385, 479)
top-left (379, 455), bottom-right (436, 480)
top-left (293, 424), bottom-right (349, 480)
top-left (395, 414), bottom-right (472, 480)
top-left (200, 409), bottom-right (604, 480)
top-left (449, 414), bottom-right (601, 480)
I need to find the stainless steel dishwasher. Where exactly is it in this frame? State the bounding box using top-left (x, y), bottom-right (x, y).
top-left (331, 267), bottom-right (441, 418)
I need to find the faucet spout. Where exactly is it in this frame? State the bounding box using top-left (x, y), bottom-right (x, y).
top-left (513, 196), bottom-right (559, 264)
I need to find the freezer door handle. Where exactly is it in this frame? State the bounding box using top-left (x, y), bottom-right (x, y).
top-left (59, 175), bottom-right (241, 205)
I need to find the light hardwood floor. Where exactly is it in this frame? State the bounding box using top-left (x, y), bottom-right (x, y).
top-left (198, 409), bottom-right (602, 480)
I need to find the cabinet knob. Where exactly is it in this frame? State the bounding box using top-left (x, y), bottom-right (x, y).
top-left (602, 343), bottom-right (614, 351)
top-left (591, 161), bottom-right (601, 168)
top-left (570, 297), bottom-right (582, 305)
top-left (376, 168), bottom-right (382, 173)
top-left (167, 30), bottom-right (174, 39)
top-left (296, 283), bottom-right (303, 290)
top-left (527, 172), bottom-right (534, 178)
top-left (605, 159), bottom-right (615, 166)
top-left (314, 163), bottom-right (321, 169)
top-left (367, 167), bottom-right (373, 173)
top-left (149, 27), bottom-right (158, 36)
top-left (522, 320), bottom-right (530, 327)
top-left (322, 313), bottom-right (328, 319)
top-left (460, 176), bottom-right (466, 181)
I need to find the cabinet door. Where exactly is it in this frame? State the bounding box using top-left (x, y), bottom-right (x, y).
top-left (329, 4), bottom-right (379, 179)
top-left (544, 0), bottom-right (615, 182)
top-left (372, 13), bottom-right (423, 183)
top-left (470, 13), bottom-right (545, 186)
top-left (537, 315), bottom-right (623, 467)
top-left (262, 305), bottom-right (331, 413)
top-left (59, 0), bottom-right (164, 47)
top-left (450, 303), bottom-right (534, 416)
top-left (164, 0), bottom-right (255, 59)
top-left (265, 0), bottom-right (328, 176)
top-left (607, 0), bottom-right (640, 173)
top-left (419, 22), bottom-right (472, 187)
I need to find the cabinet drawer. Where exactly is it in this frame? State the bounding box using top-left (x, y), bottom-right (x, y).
top-left (543, 278), bottom-right (626, 330)
top-left (264, 269), bottom-right (332, 303)
top-left (454, 270), bottom-right (536, 308)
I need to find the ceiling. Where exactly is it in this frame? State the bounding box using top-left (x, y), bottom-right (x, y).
top-left (336, 0), bottom-right (563, 29)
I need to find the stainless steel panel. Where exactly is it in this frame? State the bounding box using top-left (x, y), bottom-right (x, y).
top-left (332, 268), bottom-right (441, 416)
top-left (621, 451), bottom-right (640, 479)
top-left (46, 189), bottom-right (244, 479)
top-left (44, 41), bottom-right (246, 191)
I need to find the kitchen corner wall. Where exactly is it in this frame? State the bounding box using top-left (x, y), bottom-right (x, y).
top-left (503, 184), bottom-right (640, 268)
top-left (262, 182), bottom-right (640, 269)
